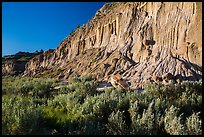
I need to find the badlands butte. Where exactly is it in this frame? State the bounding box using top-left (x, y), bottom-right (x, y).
top-left (3, 2), bottom-right (202, 89)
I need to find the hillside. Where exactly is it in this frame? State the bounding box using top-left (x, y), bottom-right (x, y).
top-left (21, 2), bottom-right (202, 88)
top-left (2, 51), bottom-right (44, 75)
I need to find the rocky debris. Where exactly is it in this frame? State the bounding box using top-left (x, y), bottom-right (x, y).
top-left (22, 2), bottom-right (202, 88)
top-left (49, 86), bottom-right (63, 91)
top-left (150, 72), bottom-right (185, 85)
top-left (151, 74), bottom-right (163, 83)
top-left (162, 73), bottom-right (175, 82)
top-left (110, 73), bottom-right (130, 89)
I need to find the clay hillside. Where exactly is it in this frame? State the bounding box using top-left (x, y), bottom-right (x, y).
top-left (18, 2), bottom-right (201, 88)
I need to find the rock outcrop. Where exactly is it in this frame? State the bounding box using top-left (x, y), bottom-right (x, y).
top-left (22, 2), bottom-right (202, 88)
top-left (110, 73), bottom-right (130, 89)
top-left (2, 51), bottom-right (43, 76)
top-left (2, 61), bottom-right (27, 76)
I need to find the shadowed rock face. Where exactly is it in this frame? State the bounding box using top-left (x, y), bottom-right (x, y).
top-left (2, 61), bottom-right (27, 76)
top-left (22, 2), bottom-right (202, 88)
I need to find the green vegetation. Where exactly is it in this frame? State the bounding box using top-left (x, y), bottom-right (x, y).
top-left (55, 68), bottom-right (63, 73)
top-left (70, 29), bottom-right (75, 36)
top-left (2, 75), bottom-right (202, 135)
top-left (76, 24), bottom-right (80, 29)
top-left (69, 24), bottom-right (81, 36)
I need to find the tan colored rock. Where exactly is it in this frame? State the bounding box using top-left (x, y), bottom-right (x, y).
top-left (2, 61), bottom-right (27, 76)
top-left (162, 73), bottom-right (175, 82)
top-left (142, 39), bottom-right (149, 47)
top-left (152, 74), bottom-right (162, 83)
top-left (110, 73), bottom-right (129, 89)
top-left (22, 2), bottom-right (202, 88)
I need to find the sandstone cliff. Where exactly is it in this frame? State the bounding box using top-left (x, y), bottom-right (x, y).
top-left (22, 2), bottom-right (202, 88)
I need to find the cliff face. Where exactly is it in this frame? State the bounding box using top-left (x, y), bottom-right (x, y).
top-left (23, 2), bottom-right (202, 88)
top-left (2, 61), bottom-right (27, 75)
top-left (2, 51), bottom-right (43, 76)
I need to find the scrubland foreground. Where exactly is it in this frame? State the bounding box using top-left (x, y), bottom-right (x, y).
top-left (2, 75), bottom-right (202, 135)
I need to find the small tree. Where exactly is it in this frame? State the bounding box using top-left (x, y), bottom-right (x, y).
top-left (70, 29), bottom-right (75, 35)
top-left (77, 24), bottom-right (80, 29)
top-left (40, 49), bottom-right (44, 53)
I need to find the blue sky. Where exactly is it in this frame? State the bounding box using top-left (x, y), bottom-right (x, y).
top-left (2, 2), bottom-right (107, 56)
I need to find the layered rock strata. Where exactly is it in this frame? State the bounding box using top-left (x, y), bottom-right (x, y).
top-left (22, 2), bottom-right (202, 88)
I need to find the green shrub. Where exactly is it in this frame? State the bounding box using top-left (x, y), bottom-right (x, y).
top-left (2, 95), bottom-right (44, 135)
top-left (130, 101), bottom-right (158, 135)
top-left (2, 76), bottom-right (56, 98)
top-left (55, 68), bottom-right (62, 72)
top-left (164, 106), bottom-right (186, 135)
top-left (186, 112), bottom-right (202, 135)
top-left (67, 75), bottom-right (98, 97)
top-left (106, 110), bottom-right (127, 135)
top-left (2, 76), bottom-right (202, 135)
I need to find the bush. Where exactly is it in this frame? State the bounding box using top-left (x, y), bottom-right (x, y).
top-left (2, 95), bottom-right (44, 135)
top-left (67, 75), bottom-right (98, 97)
top-left (130, 101), bottom-right (158, 135)
top-left (55, 68), bottom-right (62, 72)
top-left (2, 76), bottom-right (202, 135)
top-left (2, 76), bottom-right (56, 98)
top-left (164, 105), bottom-right (186, 135)
top-left (106, 110), bottom-right (127, 135)
top-left (186, 112), bottom-right (202, 135)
